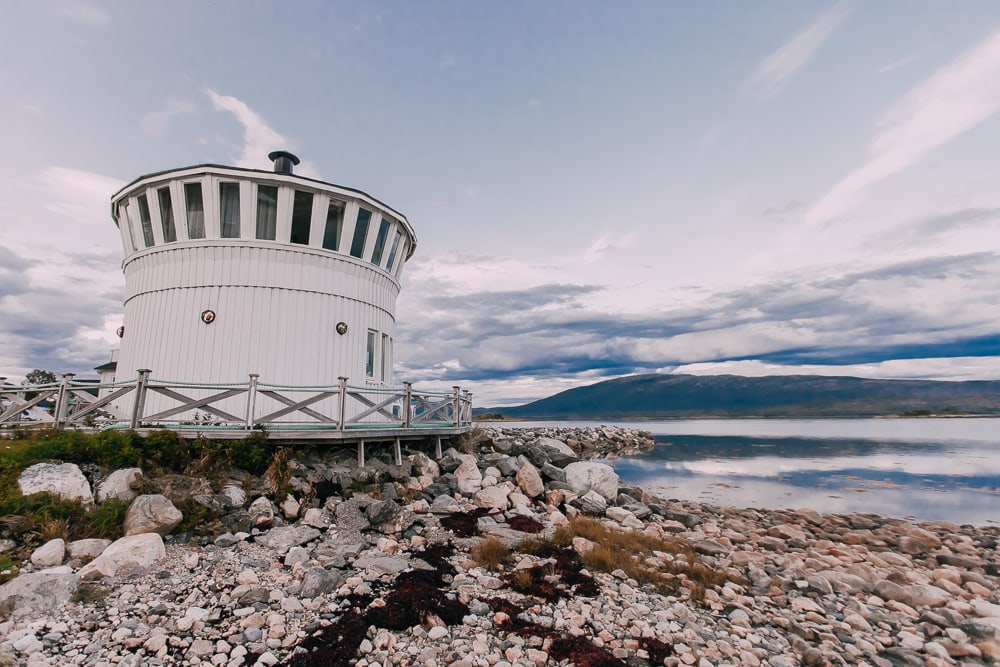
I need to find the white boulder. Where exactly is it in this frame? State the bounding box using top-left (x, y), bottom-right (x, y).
top-left (30, 539), bottom-right (65, 569)
top-left (96, 468), bottom-right (143, 503)
top-left (563, 462), bottom-right (620, 501)
top-left (515, 461), bottom-right (544, 498)
top-left (77, 533), bottom-right (165, 580)
top-left (124, 494), bottom-right (183, 536)
top-left (18, 463), bottom-right (93, 507)
top-left (67, 538), bottom-right (113, 561)
top-left (454, 454), bottom-right (483, 495)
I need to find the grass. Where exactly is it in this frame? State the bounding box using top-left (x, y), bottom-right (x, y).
top-left (472, 536), bottom-right (511, 571)
top-left (0, 429), bottom-right (291, 557)
top-left (547, 515), bottom-right (734, 601)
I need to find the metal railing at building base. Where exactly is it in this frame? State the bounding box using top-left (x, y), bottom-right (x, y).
top-left (0, 371), bottom-right (474, 436)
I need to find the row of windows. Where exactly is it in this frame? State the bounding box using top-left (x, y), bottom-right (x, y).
top-left (366, 329), bottom-right (392, 382)
top-left (116, 177), bottom-right (409, 277)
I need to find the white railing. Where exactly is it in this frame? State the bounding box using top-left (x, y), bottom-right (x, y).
top-left (0, 371), bottom-right (473, 433)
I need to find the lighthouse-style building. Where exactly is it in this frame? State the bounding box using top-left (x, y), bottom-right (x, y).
top-left (110, 152), bottom-right (415, 391)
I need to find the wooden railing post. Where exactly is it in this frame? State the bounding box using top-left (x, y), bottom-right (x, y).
top-left (54, 373), bottom-right (75, 430)
top-left (463, 390), bottom-right (473, 425)
top-left (402, 382), bottom-right (412, 428)
top-left (245, 374), bottom-right (259, 430)
top-left (452, 386), bottom-right (461, 426)
top-left (337, 376), bottom-right (348, 431)
top-left (130, 369), bottom-right (151, 429)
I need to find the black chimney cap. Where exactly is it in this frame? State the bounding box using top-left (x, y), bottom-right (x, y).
top-left (268, 151), bottom-right (301, 174)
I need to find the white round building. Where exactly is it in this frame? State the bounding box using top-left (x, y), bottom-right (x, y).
top-left (110, 151), bottom-right (414, 390)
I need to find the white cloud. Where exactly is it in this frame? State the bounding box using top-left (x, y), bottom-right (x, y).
top-left (746, 3), bottom-right (852, 99)
top-left (671, 357), bottom-right (1000, 382)
top-left (141, 100), bottom-right (198, 136)
top-left (205, 90), bottom-right (320, 177)
top-left (806, 28), bottom-right (1000, 226)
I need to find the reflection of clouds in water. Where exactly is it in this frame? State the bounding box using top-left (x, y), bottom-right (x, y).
top-left (637, 473), bottom-right (999, 524)
top-left (680, 450), bottom-right (999, 477)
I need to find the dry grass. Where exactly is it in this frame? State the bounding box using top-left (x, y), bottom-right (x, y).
top-left (264, 447), bottom-right (292, 496)
top-left (512, 568), bottom-right (534, 591)
top-left (548, 515), bottom-right (732, 601)
top-left (39, 517), bottom-right (69, 541)
top-left (472, 536), bottom-right (510, 571)
top-left (515, 536), bottom-right (547, 555)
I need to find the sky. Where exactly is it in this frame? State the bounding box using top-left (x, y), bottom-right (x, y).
top-left (2, 1), bottom-right (1000, 407)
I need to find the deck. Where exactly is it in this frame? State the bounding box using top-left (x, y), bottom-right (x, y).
top-left (0, 371), bottom-right (473, 465)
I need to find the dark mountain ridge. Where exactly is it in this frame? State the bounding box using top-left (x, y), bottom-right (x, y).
top-left (488, 374), bottom-right (1000, 419)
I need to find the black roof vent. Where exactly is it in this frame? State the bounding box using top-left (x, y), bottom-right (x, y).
top-left (268, 151), bottom-right (300, 175)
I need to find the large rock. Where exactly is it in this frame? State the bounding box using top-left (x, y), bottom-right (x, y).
top-left (874, 580), bottom-right (950, 608)
top-left (124, 494), bottom-right (183, 536)
top-left (563, 462), bottom-right (620, 501)
top-left (18, 463), bottom-right (93, 507)
top-left (515, 461), bottom-right (544, 498)
top-left (248, 496), bottom-right (275, 528)
top-left (96, 468), bottom-right (143, 503)
top-left (0, 573), bottom-right (80, 619)
top-left (474, 485), bottom-right (511, 511)
top-left (570, 490), bottom-right (607, 515)
top-left (77, 533), bottom-right (166, 580)
top-left (410, 452), bottom-right (440, 478)
top-left (255, 525), bottom-right (321, 553)
top-left (533, 437), bottom-right (578, 466)
top-left (454, 454), bottom-right (483, 495)
top-left (30, 539), bottom-right (65, 569)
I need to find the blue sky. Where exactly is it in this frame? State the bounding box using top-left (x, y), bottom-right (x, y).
top-left (2, 1), bottom-right (1000, 406)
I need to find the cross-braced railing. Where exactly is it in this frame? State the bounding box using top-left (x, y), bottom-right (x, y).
top-left (0, 370), bottom-right (473, 433)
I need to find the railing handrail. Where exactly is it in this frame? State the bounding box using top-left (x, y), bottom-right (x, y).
top-left (1, 370), bottom-right (473, 433)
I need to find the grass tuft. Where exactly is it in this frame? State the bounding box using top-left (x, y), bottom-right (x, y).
top-left (472, 536), bottom-right (510, 571)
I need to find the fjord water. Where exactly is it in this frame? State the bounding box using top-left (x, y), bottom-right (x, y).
top-left (506, 418), bottom-right (1000, 525)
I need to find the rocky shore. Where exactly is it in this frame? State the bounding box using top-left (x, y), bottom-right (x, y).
top-left (0, 425), bottom-right (998, 667)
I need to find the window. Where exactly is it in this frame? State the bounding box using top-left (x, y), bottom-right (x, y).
top-left (322, 199), bottom-right (345, 251)
top-left (157, 187), bottom-right (176, 242)
top-left (385, 230), bottom-right (402, 272)
top-left (371, 218), bottom-right (391, 266)
top-left (120, 200), bottom-right (139, 252)
top-left (351, 208), bottom-right (372, 258)
top-left (184, 183), bottom-right (205, 239)
top-left (381, 333), bottom-right (390, 382)
top-left (290, 190), bottom-right (313, 245)
top-left (219, 182), bottom-right (241, 238)
top-left (256, 185), bottom-right (278, 240)
top-left (137, 194), bottom-right (155, 247)
top-left (366, 330), bottom-right (376, 377)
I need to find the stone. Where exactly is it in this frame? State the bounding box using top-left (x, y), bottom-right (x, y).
top-left (255, 526), bottom-right (321, 553)
top-left (410, 452), bottom-right (440, 478)
top-left (515, 462), bottom-right (544, 498)
top-left (18, 462), bottom-right (93, 507)
top-left (221, 484), bottom-right (247, 507)
top-left (474, 485), bottom-right (510, 510)
top-left (299, 566), bottom-right (343, 598)
top-left (280, 494), bottom-right (300, 520)
top-left (0, 573), bottom-right (80, 619)
top-left (532, 437), bottom-right (579, 466)
top-left (366, 499), bottom-right (399, 525)
top-left (249, 496), bottom-right (275, 528)
top-left (430, 495), bottom-right (462, 514)
top-left (571, 490), bottom-right (608, 515)
top-left (67, 538), bottom-right (112, 561)
top-left (124, 494), bottom-right (183, 536)
top-left (874, 580), bottom-right (950, 608)
top-left (77, 533), bottom-right (166, 580)
top-left (96, 468), bottom-right (143, 503)
top-left (30, 539), bottom-right (65, 569)
top-left (302, 507), bottom-right (329, 528)
top-left (454, 454), bottom-right (483, 495)
top-left (563, 462), bottom-right (620, 501)
top-left (354, 556), bottom-right (409, 575)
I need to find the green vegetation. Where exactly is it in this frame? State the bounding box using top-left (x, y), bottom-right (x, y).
top-left (0, 429), bottom-right (286, 567)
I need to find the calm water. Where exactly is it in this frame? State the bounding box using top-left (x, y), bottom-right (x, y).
top-left (502, 419), bottom-right (1000, 525)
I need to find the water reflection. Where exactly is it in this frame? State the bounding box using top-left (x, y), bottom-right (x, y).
top-left (612, 433), bottom-right (1000, 524)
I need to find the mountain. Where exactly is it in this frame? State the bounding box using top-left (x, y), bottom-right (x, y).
top-left (485, 374), bottom-right (1000, 419)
